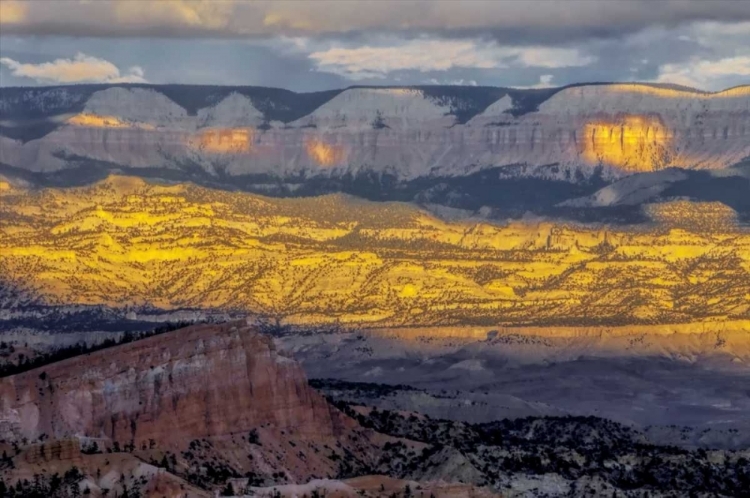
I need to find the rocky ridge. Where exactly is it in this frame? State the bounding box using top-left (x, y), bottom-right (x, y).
top-left (0, 321), bottom-right (350, 447)
top-left (0, 321), bottom-right (404, 496)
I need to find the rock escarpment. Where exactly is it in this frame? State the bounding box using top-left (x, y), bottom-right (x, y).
top-left (0, 321), bottom-right (399, 495)
top-left (1, 83), bottom-right (748, 183)
top-left (0, 321), bottom-right (349, 447)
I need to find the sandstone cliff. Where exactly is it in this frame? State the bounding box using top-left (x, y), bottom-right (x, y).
top-left (0, 321), bottom-right (507, 496)
top-left (0, 321), bottom-right (349, 447)
top-left (0, 321), bottom-right (398, 495)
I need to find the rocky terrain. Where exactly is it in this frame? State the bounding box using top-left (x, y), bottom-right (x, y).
top-left (3, 175), bottom-right (750, 330)
top-left (0, 321), bottom-right (443, 497)
top-left (331, 402), bottom-right (750, 497)
top-left (2, 82), bottom-right (750, 496)
top-left (1, 321), bottom-right (748, 498)
top-left (288, 327), bottom-right (750, 445)
top-left (1, 83), bottom-right (749, 220)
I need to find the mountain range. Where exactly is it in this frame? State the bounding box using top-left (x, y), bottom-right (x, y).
top-left (1, 82), bottom-right (749, 222)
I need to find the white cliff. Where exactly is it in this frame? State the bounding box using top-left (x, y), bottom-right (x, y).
top-left (0, 83), bottom-right (748, 180)
top-left (196, 92), bottom-right (265, 128)
top-left (292, 88), bottom-right (455, 131)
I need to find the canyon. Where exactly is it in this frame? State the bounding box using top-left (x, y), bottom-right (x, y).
top-left (2, 81), bottom-right (750, 496)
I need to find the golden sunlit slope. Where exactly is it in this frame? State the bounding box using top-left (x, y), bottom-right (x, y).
top-left (2, 175), bottom-right (750, 328)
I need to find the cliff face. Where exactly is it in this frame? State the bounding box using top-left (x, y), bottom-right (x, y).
top-left (0, 321), bottom-right (346, 446)
top-left (1, 84), bottom-right (748, 182)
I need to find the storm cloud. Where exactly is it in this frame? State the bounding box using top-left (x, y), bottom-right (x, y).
top-left (2, 0), bottom-right (750, 40)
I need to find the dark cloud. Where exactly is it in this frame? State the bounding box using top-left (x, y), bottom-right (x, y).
top-left (2, 0), bottom-right (750, 42)
top-left (0, 1), bottom-right (747, 92)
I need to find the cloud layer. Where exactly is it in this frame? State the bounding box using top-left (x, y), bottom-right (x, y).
top-left (2, 0), bottom-right (749, 40)
top-left (656, 56), bottom-right (750, 89)
top-left (306, 38), bottom-right (594, 80)
top-left (0, 1), bottom-right (747, 91)
top-left (0, 53), bottom-right (146, 84)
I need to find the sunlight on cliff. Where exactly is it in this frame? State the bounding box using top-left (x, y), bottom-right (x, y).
top-left (582, 115), bottom-right (673, 171)
top-left (67, 113), bottom-right (155, 130)
top-left (606, 84), bottom-right (750, 98)
top-left (305, 139), bottom-right (344, 167)
top-left (190, 128), bottom-right (254, 154)
top-left (606, 84), bottom-right (697, 98)
top-left (718, 86), bottom-right (750, 98)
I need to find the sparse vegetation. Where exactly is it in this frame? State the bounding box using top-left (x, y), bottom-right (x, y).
top-left (0, 322), bottom-right (194, 378)
top-left (330, 399), bottom-right (750, 496)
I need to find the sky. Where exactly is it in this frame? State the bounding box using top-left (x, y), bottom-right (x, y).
top-left (0, 0), bottom-right (749, 92)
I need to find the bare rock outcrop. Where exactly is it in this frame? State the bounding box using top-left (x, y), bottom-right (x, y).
top-left (0, 321), bottom-right (351, 448)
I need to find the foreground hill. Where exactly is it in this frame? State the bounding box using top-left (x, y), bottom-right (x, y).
top-left (0, 321), bottom-right (496, 497)
top-left (0, 322), bottom-right (748, 497)
top-left (0, 322), bottom-right (374, 486)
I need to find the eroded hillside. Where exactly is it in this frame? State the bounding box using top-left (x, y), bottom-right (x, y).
top-left (2, 175), bottom-right (750, 331)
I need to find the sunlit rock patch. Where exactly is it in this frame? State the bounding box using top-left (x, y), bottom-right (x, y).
top-left (645, 201), bottom-right (740, 232)
top-left (305, 138), bottom-right (345, 166)
top-left (1, 175), bottom-right (750, 328)
top-left (67, 113), bottom-right (156, 130)
top-left (189, 127), bottom-right (254, 154)
top-left (581, 115), bottom-right (672, 172)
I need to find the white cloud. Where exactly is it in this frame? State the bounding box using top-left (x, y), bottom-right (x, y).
top-left (428, 78), bottom-right (479, 86)
top-left (690, 21), bottom-right (750, 48)
top-left (0, 53), bottom-right (147, 84)
top-left (514, 74), bottom-right (556, 89)
top-left (655, 56), bottom-right (750, 90)
top-left (309, 39), bottom-right (499, 79)
top-left (307, 38), bottom-right (594, 80)
top-left (516, 49), bottom-right (595, 68)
